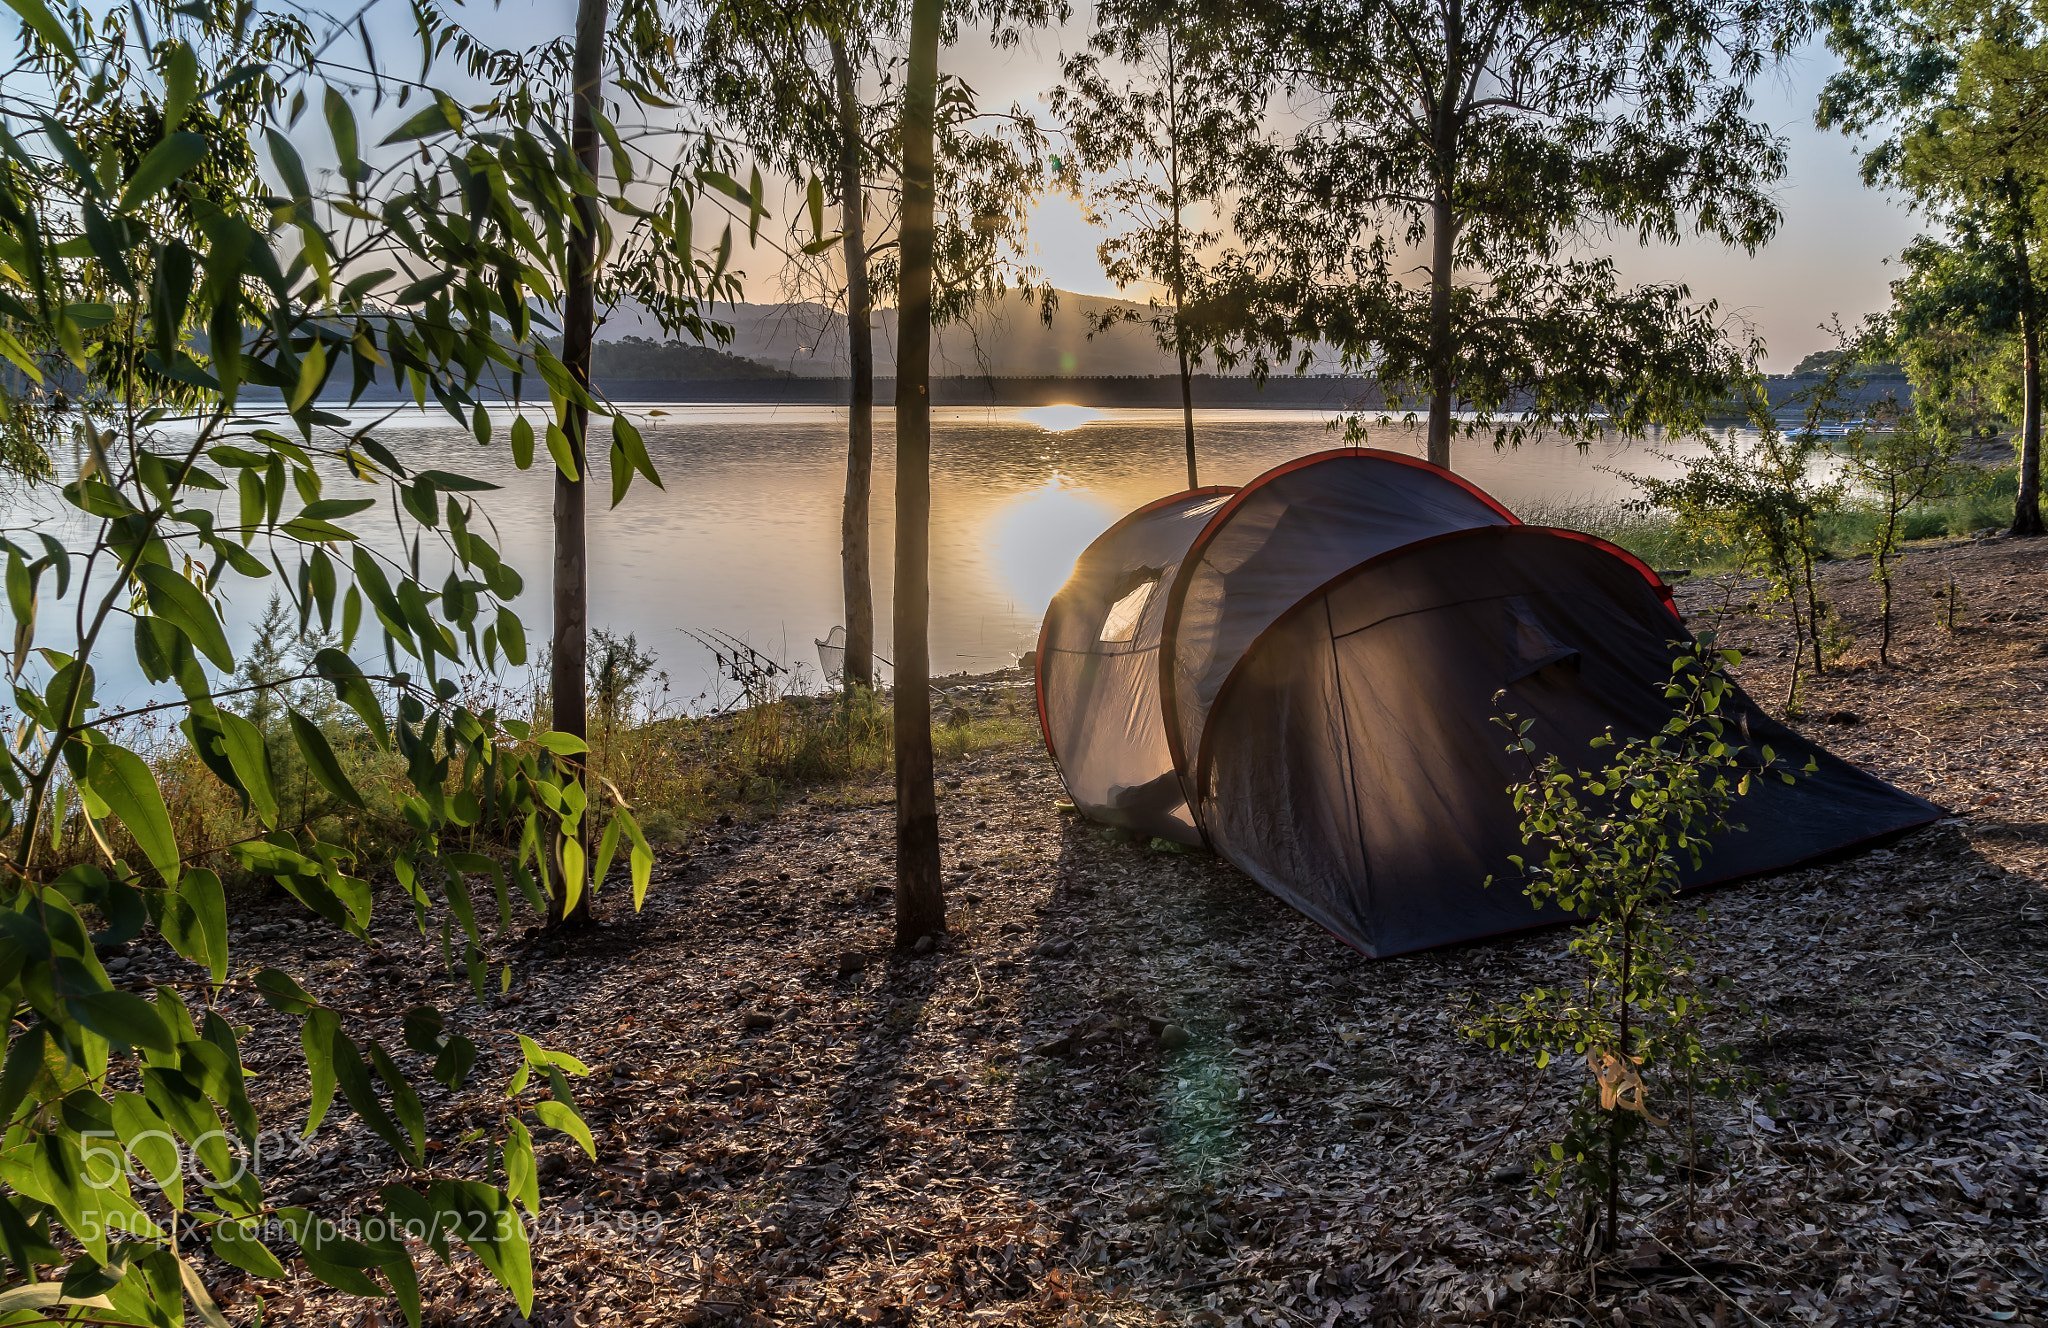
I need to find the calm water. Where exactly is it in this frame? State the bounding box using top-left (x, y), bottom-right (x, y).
top-left (11, 405), bottom-right (1721, 706)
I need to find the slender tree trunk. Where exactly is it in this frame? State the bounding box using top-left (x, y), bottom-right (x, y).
top-left (2007, 176), bottom-right (2044, 537)
top-left (892, 0), bottom-right (945, 948)
top-left (1607, 916), bottom-right (1631, 1257)
top-left (1424, 2), bottom-right (1462, 471)
top-left (1176, 336), bottom-right (1197, 488)
top-left (1801, 537), bottom-right (1826, 677)
top-left (833, 34), bottom-right (876, 690)
top-left (551, 0), bottom-right (606, 927)
top-left (1878, 496), bottom-right (1898, 666)
top-left (1168, 30), bottom-right (1197, 489)
top-left (2015, 274), bottom-right (2044, 536)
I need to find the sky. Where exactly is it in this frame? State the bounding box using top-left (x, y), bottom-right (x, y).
top-left (345, 0), bottom-right (1925, 372)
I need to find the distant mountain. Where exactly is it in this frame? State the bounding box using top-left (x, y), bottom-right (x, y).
top-left (595, 289), bottom-right (1325, 379)
top-left (591, 336), bottom-right (793, 382)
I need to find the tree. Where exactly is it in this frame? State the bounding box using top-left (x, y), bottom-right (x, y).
top-left (554, 0), bottom-right (608, 925)
top-left (1053, 0), bottom-right (1257, 487)
top-left (0, 0), bottom-right (667, 1317)
top-left (1197, 0), bottom-right (1801, 469)
top-left (433, 0), bottom-right (748, 924)
top-left (692, 0), bottom-right (890, 690)
top-left (1849, 416), bottom-right (1958, 664)
top-left (1470, 640), bottom-right (1797, 1256)
top-left (832, 26), bottom-right (882, 690)
top-left (1632, 383), bottom-right (1846, 713)
top-left (893, 0), bottom-right (947, 946)
top-left (690, 0), bottom-right (1045, 692)
top-left (1890, 229), bottom-right (2027, 443)
top-left (1819, 0), bottom-right (2048, 534)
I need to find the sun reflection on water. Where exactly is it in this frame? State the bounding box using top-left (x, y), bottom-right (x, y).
top-left (1017, 403), bottom-right (1103, 432)
top-left (987, 472), bottom-right (1116, 615)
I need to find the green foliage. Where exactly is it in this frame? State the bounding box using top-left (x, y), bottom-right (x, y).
top-left (1843, 375), bottom-right (1961, 663)
top-left (0, 0), bottom-right (737, 1318)
top-left (1050, 0), bottom-right (1259, 375)
top-left (1885, 230), bottom-right (2025, 440)
top-left (1466, 639), bottom-right (1799, 1256)
top-left (1631, 372), bottom-right (1854, 710)
top-left (1819, 0), bottom-right (2048, 534)
top-left (687, 0), bottom-right (1052, 321)
top-left (1187, 0), bottom-right (1805, 455)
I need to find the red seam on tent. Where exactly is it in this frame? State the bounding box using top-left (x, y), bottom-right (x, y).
top-left (1538, 526), bottom-right (1679, 621)
top-left (1188, 524), bottom-right (1682, 792)
top-left (1159, 449), bottom-right (1522, 796)
top-left (1034, 485), bottom-right (1238, 767)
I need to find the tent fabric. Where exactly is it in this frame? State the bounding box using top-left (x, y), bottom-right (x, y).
top-left (1038, 451), bottom-right (1943, 958)
top-left (1158, 449), bottom-right (1521, 786)
top-left (1036, 487), bottom-right (1236, 845)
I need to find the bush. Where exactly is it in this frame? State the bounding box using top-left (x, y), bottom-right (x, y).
top-left (1466, 638), bottom-right (1800, 1257)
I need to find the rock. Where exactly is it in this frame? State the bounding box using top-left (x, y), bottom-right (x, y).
top-left (103, 956), bottom-right (131, 975)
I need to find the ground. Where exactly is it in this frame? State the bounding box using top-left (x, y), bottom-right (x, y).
top-left (214, 536), bottom-right (2047, 1327)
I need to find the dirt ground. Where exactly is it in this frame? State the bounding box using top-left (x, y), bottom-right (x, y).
top-left (219, 535), bottom-right (2048, 1327)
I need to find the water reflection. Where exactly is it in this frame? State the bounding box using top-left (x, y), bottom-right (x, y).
top-left (9, 405), bottom-right (1726, 705)
top-left (1016, 404), bottom-right (1103, 433)
top-left (986, 473), bottom-right (1116, 615)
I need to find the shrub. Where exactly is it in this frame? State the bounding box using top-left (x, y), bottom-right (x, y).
top-left (1466, 638), bottom-right (1803, 1257)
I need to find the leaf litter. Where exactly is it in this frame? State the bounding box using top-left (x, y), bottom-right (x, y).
top-left (185, 535), bottom-right (2047, 1326)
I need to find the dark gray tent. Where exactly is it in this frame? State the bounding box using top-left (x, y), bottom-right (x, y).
top-left (1036, 449), bottom-right (1941, 958)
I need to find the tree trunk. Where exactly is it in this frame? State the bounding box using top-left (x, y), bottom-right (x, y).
top-left (2007, 176), bottom-right (2043, 537)
top-left (892, 0), bottom-right (946, 948)
top-left (2016, 279), bottom-right (2044, 536)
top-left (1424, 2), bottom-right (1462, 471)
top-left (551, 0), bottom-right (605, 927)
top-left (833, 34), bottom-right (876, 689)
top-left (1168, 29), bottom-right (1198, 489)
top-left (1177, 336), bottom-right (1197, 488)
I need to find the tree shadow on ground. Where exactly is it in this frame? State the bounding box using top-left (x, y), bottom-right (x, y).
top-left (993, 814), bottom-right (2048, 1327)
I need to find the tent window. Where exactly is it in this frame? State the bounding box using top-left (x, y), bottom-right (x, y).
top-left (1099, 576), bottom-right (1159, 642)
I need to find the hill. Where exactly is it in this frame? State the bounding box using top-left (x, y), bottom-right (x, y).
top-left (599, 289), bottom-right (1344, 379)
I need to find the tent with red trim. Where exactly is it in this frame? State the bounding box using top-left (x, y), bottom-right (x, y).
top-left (1035, 450), bottom-right (1941, 958)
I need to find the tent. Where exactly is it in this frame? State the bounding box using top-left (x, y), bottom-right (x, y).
top-left (1035, 449), bottom-right (1942, 958)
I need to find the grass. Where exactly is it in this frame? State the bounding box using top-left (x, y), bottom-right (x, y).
top-left (1525, 465), bottom-right (2021, 573)
top-left (590, 682), bottom-right (1034, 843)
top-left (51, 670), bottom-right (1035, 897)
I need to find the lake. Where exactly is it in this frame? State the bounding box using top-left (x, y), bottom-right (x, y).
top-left (11, 404), bottom-right (1722, 707)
